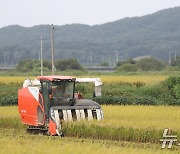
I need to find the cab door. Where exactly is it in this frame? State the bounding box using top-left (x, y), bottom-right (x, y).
top-left (41, 81), bottom-right (51, 118)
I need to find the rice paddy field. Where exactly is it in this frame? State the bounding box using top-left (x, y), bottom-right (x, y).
top-left (100, 75), bottom-right (168, 84)
top-left (0, 105), bottom-right (180, 153)
top-left (0, 75), bottom-right (180, 153)
top-left (1, 128), bottom-right (177, 154)
top-left (0, 75), bottom-right (168, 84)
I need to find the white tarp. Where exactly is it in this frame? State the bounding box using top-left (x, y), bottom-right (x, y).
top-left (23, 79), bottom-right (41, 88)
top-left (28, 87), bottom-right (39, 102)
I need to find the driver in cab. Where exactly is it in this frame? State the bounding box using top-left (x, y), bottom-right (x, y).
top-left (53, 84), bottom-right (70, 105)
top-left (54, 85), bottom-right (63, 99)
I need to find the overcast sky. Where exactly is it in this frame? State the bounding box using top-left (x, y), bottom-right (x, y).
top-left (1, 0), bottom-right (180, 28)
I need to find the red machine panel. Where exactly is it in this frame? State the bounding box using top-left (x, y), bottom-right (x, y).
top-left (48, 119), bottom-right (57, 135)
top-left (18, 87), bottom-right (42, 126)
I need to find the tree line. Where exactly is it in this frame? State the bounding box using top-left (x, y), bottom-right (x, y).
top-left (16, 59), bottom-right (83, 72)
top-left (1, 7), bottom-right (180, 66)
top-left (15, 56), bottom-right (180, 72)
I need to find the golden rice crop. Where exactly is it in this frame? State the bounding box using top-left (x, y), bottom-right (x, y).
top-left (0, 76), bottom-right (33, 84)
top-left (101, 105), bottom-right (180, 130)
top-left (1, 105), bottom-right (180, 130)
top-left (99, 75), bottom-right (168, 84)
top-left (77, 75), bottom-right (168, 85)
top-left (1, 106), bottom-right (180, 144)
top-left (0, 128), bottom-right (174, 154)
top-left (0, 75), bottom-right (168, 84)
top-left (64, 105), bottom-right (180, 143)
top-left (0, 106), bottom-right (19, 118)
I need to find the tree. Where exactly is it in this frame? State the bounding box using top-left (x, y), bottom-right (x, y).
top-left (43, 60), bottom-right (51, 69)
top-left (16, 58), bottom-right (83, 72)
top-left (55, 59), bottom-right (83, 71)
top-left (117, 63), bottom-right (137, 72)
top-left (16, 59), bottom-right (40, 72)
top-left (16, 59), bottom-right (51, 72)
top-left (116, 58), bottom-right (136, 67)
top-left (136, 57), bottom-right (166, 71)
top-left (171, 56), bottom-right (180, 68)
top-left (100, 62), bottom-right (110, 66)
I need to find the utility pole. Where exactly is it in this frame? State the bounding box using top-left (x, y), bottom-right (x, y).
top-left (91, 52), bottom-right (92, 63)
top-left (40, 34), bottom-right (43, 76)
top-left (51, 24), bottom-right (55, 75)
top-left (114, 51), bottom-right (118, 63)
top-left (174, 50), bottom-right (177, 61)
top-left (169, 51), bottom-right (172, 65)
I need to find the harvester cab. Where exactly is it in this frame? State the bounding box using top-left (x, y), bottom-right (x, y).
top-left (18, 76), bottom-right (103, 136)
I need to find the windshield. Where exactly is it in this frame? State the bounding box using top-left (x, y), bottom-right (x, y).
top-left (52, 81), bottom-right (74, 105)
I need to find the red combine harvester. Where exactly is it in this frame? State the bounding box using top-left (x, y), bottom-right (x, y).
top-left (18, 76), bottom-right (103, 136)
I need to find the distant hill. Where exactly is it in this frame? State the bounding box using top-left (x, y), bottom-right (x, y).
top-left (0, 6), bottom-right (180, 66)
